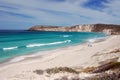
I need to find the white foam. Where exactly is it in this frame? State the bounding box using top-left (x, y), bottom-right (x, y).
top-left (26, 40), bottom-right (71, 48)
top-left (88, 37), bottom-right (106, 43)
top-left (65, 40), bottom-right (71, 42)
top-left (26, 43), bottom-right (44, 47)
top-left (63, 35), bottom-right (70, 37)
top-left (9, 56), bottom-right (25, 63)
top-left (9, 54), bottom-right (41, 63)
top-left (88, 39), bottom-right (96, 43)
top-left (3, 46), bottom-right (18, 50)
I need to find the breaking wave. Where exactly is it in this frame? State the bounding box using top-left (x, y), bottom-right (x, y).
top-left (63, 35), bottom-right (70, 37)
top-left (26, 40), bottom-right (71, 48)
top-left (3, 46), bottom-right (18, 51)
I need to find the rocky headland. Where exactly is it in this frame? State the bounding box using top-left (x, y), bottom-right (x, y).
top-left (29, 24), bottom-right (120, 35)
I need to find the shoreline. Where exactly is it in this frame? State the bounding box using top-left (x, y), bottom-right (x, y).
top-left (0, 41), bottom-right (88, 67)
top-left (0, 35), bottom-right (120, 80)
top-left (0, 35), bottom-right (108, 67)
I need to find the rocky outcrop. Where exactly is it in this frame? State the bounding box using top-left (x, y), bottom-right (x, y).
top-left (28, 24), bottom-right (120, 35)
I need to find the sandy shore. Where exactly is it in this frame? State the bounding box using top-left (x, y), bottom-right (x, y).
top-left (0, 35), bottom-right (120, 80)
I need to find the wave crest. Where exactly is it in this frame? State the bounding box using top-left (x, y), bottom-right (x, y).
top-left (3, 46), bottom-right (18, 50)
top-left (26, 40), bottom-right (71, 48)
top-left (63, 35), bottom-right (70, 37)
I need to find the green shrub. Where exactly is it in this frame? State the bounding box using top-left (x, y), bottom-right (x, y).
top-left (33, 69), bottom-right (44, 75)
top-left (45, 67), bottom-right (79, 74)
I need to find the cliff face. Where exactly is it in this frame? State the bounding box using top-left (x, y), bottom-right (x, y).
top-left (29, 24), bottom-right (120, 35)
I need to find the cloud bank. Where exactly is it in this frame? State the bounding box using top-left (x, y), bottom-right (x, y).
top-left (0, 0), bottom-right (120, 29)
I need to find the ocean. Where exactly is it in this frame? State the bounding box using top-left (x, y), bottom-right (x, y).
top-left (0, 30), bottom-right (107, 63)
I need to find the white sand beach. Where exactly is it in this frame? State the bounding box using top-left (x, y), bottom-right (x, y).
top-left (0, 35), bottom-right (120, 80)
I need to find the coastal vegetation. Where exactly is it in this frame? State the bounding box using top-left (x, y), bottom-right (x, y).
top-left (45, 67), bottom-right (79, 74)
top-left (34, 61), bottom-right (120, 80)
top-left (33, 48), bottom-right (120, 79)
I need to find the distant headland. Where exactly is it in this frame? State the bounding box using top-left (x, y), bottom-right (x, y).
top-left (29, 24), bottom-right (120, 35)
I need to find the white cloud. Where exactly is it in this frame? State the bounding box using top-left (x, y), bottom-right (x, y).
top-left (0, 0), bottom-right (120, 29)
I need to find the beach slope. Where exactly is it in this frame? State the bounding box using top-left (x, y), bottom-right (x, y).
top-left (0, 35), bottom-right (120, 80)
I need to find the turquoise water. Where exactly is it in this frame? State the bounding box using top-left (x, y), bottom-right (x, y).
top-left (0, 30), bottom-right (107, 62)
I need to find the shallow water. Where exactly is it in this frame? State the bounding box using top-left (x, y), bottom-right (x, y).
top-left (0, 30), bottom-right (107, 62)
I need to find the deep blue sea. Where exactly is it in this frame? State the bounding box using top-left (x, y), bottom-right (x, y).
top-left (0, 30), bottom-right (107, 63)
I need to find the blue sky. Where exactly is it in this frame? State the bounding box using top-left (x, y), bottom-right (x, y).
top-left (0, 0), bottom-right (120, 29)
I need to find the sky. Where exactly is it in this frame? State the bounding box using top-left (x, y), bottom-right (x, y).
top-left (0, 0), bottom-right (120, 29)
